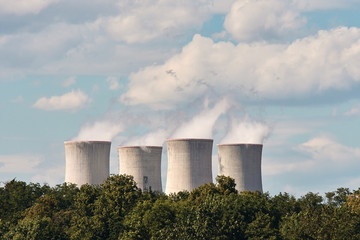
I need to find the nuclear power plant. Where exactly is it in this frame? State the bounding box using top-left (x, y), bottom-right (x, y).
top-left (217, 144), bottom-right (263, 192)
top-left (64, 139), bottom-right (264, 193)
top-left (118, 146), bottom-right (162, 192)
top-left (165, 138), bottom-right (213, 194)
top-left (64, 141), bottom-right (110, 186)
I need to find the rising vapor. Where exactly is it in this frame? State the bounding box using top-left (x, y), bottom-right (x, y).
top-left (221, 115), bottom-right (271, 144)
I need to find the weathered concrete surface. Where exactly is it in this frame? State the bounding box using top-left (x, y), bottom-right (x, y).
top-left (165, 138), bottom-right (213, 194)
top-left (217, 144), bottom-right (263, 193)
top-left (64, 141), bottom-right (110, 186)
top-left (118, 146), bottom-right (162, 192)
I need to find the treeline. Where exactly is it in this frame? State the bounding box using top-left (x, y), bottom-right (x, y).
top-left (1, 176), bottom-right (360, 240)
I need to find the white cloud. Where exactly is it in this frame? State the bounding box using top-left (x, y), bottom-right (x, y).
top-left (207, 0), bottom-right (235, 14)
top-left (0, 154), bottom-right (43, 173)
top-left (0, 0), bottom-right (59, 15)
top-left (2, 0), bottom-right (360, 81)
top-left (266, 122), bottom-right (312, 148)
top-left (344, 104), bottom-right (360, 116)
top-left (224, 0), bottom-right (306, 42)
top-left (293, 0), bottom-right (360, 11)
top-left (298, 137), bottom-right (360, 162)
top-left (0, 23), bottom-right (85, 71)
top-left (223, 0), bottom-right (360, 42)
top-left (121, 27), bottom-right (360, 108)
top-left (102, 0), bottom-right (209, 43)
top-left (0, 36), bottom-right (9, 46)
top-left (0, 1), bottom-right (234, 79)
top-left (62, 76), bottom-right (76, 87)
top-left (106, 76), bottom-right (120, 90)
top-left (0, 20), bottom-right (177, 79)
top-left (263, 135), bottom-right (360, 179)
top-left (73, 120), bottom-right (124, 141)
top-left (33, 90), bottom-right (91, 111)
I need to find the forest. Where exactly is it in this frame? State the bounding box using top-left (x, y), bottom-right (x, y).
top-left (1, 175), bottom-right (360, 240)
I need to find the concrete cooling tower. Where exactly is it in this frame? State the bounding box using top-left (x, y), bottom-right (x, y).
top-left (64, 141), bottom-right (111, 186)
top-left (217, 144), bottom-right (263, 193)
top-left (118, 146), bottom-right (162, 192)
top-left (165, 138), bottom-right (213, 194)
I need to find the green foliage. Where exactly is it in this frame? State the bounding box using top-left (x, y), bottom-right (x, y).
top-left (216, 175), bottom-right (237, 195)
top-left (326, 187), bottom-right (351, 207)
top-left (0, 179), bottom-right (50, 223)
top-left (45, 182), bottom-right (79, 210)
top-left (245, 212), bottom-right (279, 240)
top-left (2, 176), bottom-right (360, 239)
top-left (4, 217), bottom-right (59, 240)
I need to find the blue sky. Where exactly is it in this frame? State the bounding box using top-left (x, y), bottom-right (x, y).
top-left (1, 0), bottom-right (360, 196)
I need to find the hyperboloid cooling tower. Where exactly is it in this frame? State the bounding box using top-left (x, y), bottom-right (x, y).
top-left (118, 146), bottom-right (162, 192)
top-left (64, 141), bottom-right (111, 186)
top-left (217, 144), bottom-right (263, 192)
top-left (165, 138), bottom-right (213, 194)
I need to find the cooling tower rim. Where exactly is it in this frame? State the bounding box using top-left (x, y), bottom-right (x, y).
top-left (217, 143), bottom-right (263, 146)
top-left (64, 140), bottom-right (111, 144)
top-left (167, 138), bottom-right (213, 142)
top-left (118, 145), bottom-right (163, 149)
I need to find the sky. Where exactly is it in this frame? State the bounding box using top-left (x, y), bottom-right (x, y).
top-left (1, 0), bottom-right (360, 196)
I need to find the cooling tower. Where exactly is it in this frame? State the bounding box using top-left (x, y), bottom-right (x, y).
top-left (217, 144), bottom-right (263, 192)
top-left (64, 141), bottom-right (110, 186)
top-left (165, 138), bottom-right (213, 194)
top-left (118, 146), bottom-right (162, 192)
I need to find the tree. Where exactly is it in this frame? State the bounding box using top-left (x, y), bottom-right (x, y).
top-left (326, 188), bottom-right (351, 207)
top-left (0, 179), bottom-right (50, 224)
top-left (89, 174), bottom-right (141, 239)
top-left (4, 217), bottom-right (58, 240)
top-left (216, 175), bottom-right (237, 195)
top-left (245, 212), bottom-right (279, 240)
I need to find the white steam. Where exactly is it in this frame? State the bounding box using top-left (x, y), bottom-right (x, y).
top-left (123, 129), bottom-right (168, 146)
top-left (121, 98), bottom-right (231, 146)
top-left (221, 116), bottom-right (271, 144)
top-left (72, 120), bottom-right (124, 141)
top-left (72, 97), bottom-right (271, 147)
top-left (171, 98), bottom-right (229, 139)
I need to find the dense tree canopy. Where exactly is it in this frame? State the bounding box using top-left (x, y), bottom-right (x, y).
top-left (1, 175), bottom-right (360, 239)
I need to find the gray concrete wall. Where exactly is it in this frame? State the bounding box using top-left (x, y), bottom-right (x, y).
top-left (64, 141), bottom-right (110, 186)
top-left (165, 138), bottom-right (213, 194)
top-left (217, 144), bottom-right (263, 192)
top-left (118, 146), bottom-right (162, 192)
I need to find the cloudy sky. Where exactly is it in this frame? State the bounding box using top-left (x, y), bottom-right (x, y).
top-left (1, 0), bottom-right (360, 196)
